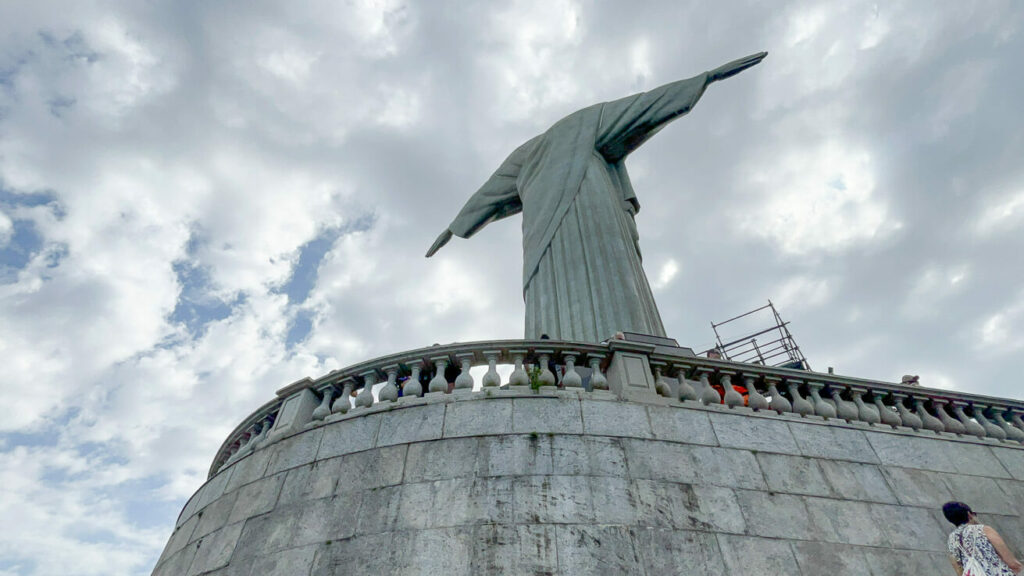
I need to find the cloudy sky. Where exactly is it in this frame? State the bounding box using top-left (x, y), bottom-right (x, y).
top-left (1, 1), bottom-right (1023, 574)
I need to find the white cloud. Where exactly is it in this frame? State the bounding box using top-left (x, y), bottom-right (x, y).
top-left (737, 140), bottom-right (896, 254)
top-left (977, 291), bottom-right (1024, 355)
top-left (651, 258), bottom-right (679, 290)
top-left (774, 275), bottom-right (832, 310)
top-left (974, 189), bottom-right (1024, 236)
top-left (902, 263), bottom-right (970, 319)
top-left (0, 210), bottom-right (12, 247)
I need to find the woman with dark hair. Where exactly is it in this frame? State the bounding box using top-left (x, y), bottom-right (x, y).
top-left (943, 501), bottom-right (1022, 575)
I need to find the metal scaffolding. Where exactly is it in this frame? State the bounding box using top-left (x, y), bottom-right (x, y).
top-left (705, 300), bottom-right (810, 370)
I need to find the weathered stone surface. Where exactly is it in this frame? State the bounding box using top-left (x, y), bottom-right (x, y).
top-left (880, 467), bottom-right (954, 508)
top-left (334, 444), bottom-right (406, 494)
top-left (192, 488), bottom-right (239, 541)
top-left (867, 433), bottom-right (958, 473)
top-left (623, 438), bottom-right (701, 484)
top-left (805, 497), bottom-right (887, 546)
top-left (818, 460), bottom-right (897, 504)
top-left (478, 434), bottom-right (553, 477)
top-left (514, 475), bottom-right (593, 524)
top-left (186, 521), bottom-right (243, 576)
top-left (941, 473), bottom-right (1015, 514)
top-left (791, 542), bottom-right (873, 576)
top-left (717, 534), bottom-right (800, 576)
top-left (691, 445), bottom-right (767, 490)
top-left (249, 544), bottom-right (317, 576)
top-left (870, 503), bottom-right (948, 551)
top-left (647, 404), bottom-right (718, 445)
top-left (757, 453), bottom-right (833, 497)
top-left (471, 524), bottom-right (558, 575)
top-left (633, 528), bottom-right (726, 576)
top-left (376, 403), bottom-right (445, 447)
top-left (551, 434), bottom-right (627, 477)
top-left (291, 496), bottom-right (361, 547)
top-left (947, 441), bottom-right (1012, 479)
top-left (265, 427), bottom-right (324, 476)
top-left (556, 525), bottom-right (641, 576)
top-left (710, 412), bottom-right (801, 454)
top-left (158, 513), bottom-right (198, 562)
top-left (316, 413), bottom-right (381, 459)
top-left (791, 423), bottom-right (879, 464)
top-left (222, 447), bottom-right (272, 494)
top-left (405, 437), bottom-right (479, 482)
top-left (194, 466), bottom-right (235, 512)
top-left (862, 547), bottom-right (951, 575)
top-left (444, 398), bottom-right (512, 437)
top-left (582, 399), bottom-right (651, 438)
top-left (735, 490), bottom-right (828, 540)
top-left (512, 397), bottom-right (583, 434)
top-left (277, 458), bottom-right (343, 507)
top-left (992, 445), bottom-right (1024, 480)
top-left (227, 473), bottom-right (286, 524)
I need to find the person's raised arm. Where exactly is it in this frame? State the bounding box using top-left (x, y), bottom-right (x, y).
top-left (984, 526), bottom-right (1023, 573)
top-left (596, 52), bottom-right (766, 162)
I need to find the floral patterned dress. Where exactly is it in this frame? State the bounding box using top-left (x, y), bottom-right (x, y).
top-left (948, 524), bottom-right (1017, 575)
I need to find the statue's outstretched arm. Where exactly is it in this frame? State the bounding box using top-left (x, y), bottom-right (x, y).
top-left (426, 137), bottom-right (537, 257)
top-left (597, 52), bottom-right (766, 162)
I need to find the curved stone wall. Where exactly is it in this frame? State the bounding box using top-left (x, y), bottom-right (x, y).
top-left (153, 391), bottom-right (1024, 575)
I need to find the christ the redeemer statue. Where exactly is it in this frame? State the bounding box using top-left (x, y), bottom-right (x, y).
top-left (427, 52), bottom-right (767, 342)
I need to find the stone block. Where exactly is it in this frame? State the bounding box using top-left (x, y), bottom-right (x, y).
top-left (947, 442), bottom-right (1013, 479)
top-left (716, 534), bottom-right (800, 576)
top-left (734, 490), bottom-right (827, 540)
top-left (791, 423), bottom-right (879, 464)
top-left (757, 453), bottom-right (833, 497)
top-left (632, 480), bottom-right (744, 533)
top-left (396, 527), bottom-right (473, 576)
top-left (376, 403), bottom-right (445, 447)
top-left (404, 437), bottom-right (479, 482)
top-left (194, 466), bottom-right (235, 512)
top-left (264, 427), bottom-right (324, 476)
top-left (791, 541), bottom-right (873, 576)
top-left (192, 489), bottom-right (239, 542)
top-left (633, 528), bottom-right (726, 576)
top-left (277, 458), bottom-right (343, 507)
top-left (805, 497), bottom-right (887, 546)
top-left (186, 521), bottom-right (244, 576)
top-left (871, 503), bottom-right (948, 551)
top-left (589, 475), bottom-right (639, 525)
top-left (622, 439), bottom-right (700, 484)
top-left (941, 473), bottom-right (1015, 514)
top-left (310, 534), bottom-right (393, 576)
top-left (511, 397), bottom-right (583, 434)
top-left (710, 412), bottom-right (801, 455)
top-left (355, 484), bottom-right (402, 535)
top-left (556, 525), bottom-right (641, 576)
top-left (692, 484), bottom-right (747, 534)
top-left (996, 478), bottom-right (1024, 516)
top-left (290, 495), bottom-right (360, 547)
top-left (581, 399), bottom-right (652, 438)
top-left (249, 544), bottom-right (317, 576)
top-left (862, 547), bottom-right (952, 575)
top-left (227, 473), bottom-right (286, 524)
top-left (334, 445), bottom-right (406, 494)
top-left (818, 460), bottom-right (897, 504)
top-left (229, 511), bottom-right (298, 562)
top-left (551, 435), bottom-right (627, 477)
top-left (158, 513), bottom-right (198, 562)
top-left (691, 445), bottom-right (767, 490)
top-left (471, 524), bottom-right (558, 575)
top-left (513, 475), bottom-right (593, 524)
top-left (647, 405), bottom-right (718, 446)
top-left (880, 467), bottom-right (954, 508)
top-left (316, 413), bottom-right (381, 459)
top-left (443, 399), bottom-right (512, 438)
top-left (866, 433), bottom-right (958, 473)
top-left (152, 542), bottom-right (199, 576)
top-left (223, 447), bottom-right (272, 493)
top-left (428, 477), bottom-right (514, 528)
top-left (992, 446), bottom-right (1024, 480)
top-left (478, 434), bottom-right (553, 477)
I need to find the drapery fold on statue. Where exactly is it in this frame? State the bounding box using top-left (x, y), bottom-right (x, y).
top-left (446, 72), bottom-right (710, 342)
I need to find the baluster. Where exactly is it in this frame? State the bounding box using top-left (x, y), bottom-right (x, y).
top-left (697, 368), bottom-right (721, 405)
top-left (536, 350), bottom-right (556, 387)
top-left (991, 408), bottom-right (1024, 442)
top-left (509, 350), bottom-right (530, 387)
top-left (807, 381), bottom-right (836, 418)
top-left (333, 379), bottom-right (355, 415)
top-left (973, 406), bottom-right (1007, 440)
top-left (829, 385), bottom-right (858, 421)
top-left (871, 390), bottom-right (902, 428)
top-left (674, 365), bottom-right (697, 401)
top-left (1009, 410), bottom-right (1024, 436)
top-left (765, 376), bottom-right (791, 414)
top-left (933, 399), bottom-right (965, 434)
top-left (481, 351), bottom-right (502, 387)
top-left (850, 388), bottom-right (880, 425)
top-left (787, 380), bottom-right (814, 416)
top-left (454, 353), bottom-right (475, 391)
top-left (588, 354), bottom-right (608, 390)
top-left (379, 365), bottom-right (399, 402)
top-left (892, 393), bottom-right (921, 430)
top-left (952, 401), bottom-right (985, 438)
top-left (311, 387), bottom-right (335, 421)
top-left (722, 371), bottom-right (745, 408)
top-left (355, 371), bottom-right (377, 407)
top-left (913, 397), bottom-right (944, 433)
top-left (651, 362), bottom-right (671, 397)
top-left (429, 356), bottom-right (450, 393)
top-left (404, 361), bottom-right (424, 398)
top-left (562, 352), bottom-right (583, 388)
top-left (745, 375), bottom-right (769, 411)
top-left (252, 414), bottom-right (274, 448)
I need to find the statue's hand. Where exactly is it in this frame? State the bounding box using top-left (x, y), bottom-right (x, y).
top-left (708, 51), bottom-right (767, 83)
top-left (425, 229), bottom-right (453, 257)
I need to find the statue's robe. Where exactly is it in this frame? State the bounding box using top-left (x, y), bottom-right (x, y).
top-left (446, 73), bottom-right (711, 342)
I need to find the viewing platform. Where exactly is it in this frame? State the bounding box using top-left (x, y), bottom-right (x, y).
top-left (153, 337), bottom-right (1024, 575)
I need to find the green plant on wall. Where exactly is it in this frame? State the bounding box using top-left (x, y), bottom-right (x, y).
top-left (528, 365), bottom-right (542, 391)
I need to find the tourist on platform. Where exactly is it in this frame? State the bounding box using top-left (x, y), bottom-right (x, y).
top-left (944, 501), bottom-right (1022, 575)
